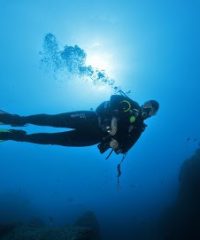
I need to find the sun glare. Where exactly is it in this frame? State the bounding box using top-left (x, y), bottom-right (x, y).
top-left (86, 55), bottom-right (109, 71)
top-left (86, 43), bottom-right (115, 77)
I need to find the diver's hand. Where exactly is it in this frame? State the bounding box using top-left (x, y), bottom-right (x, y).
top-left (108, 117), bottom-right (118, 136)
top-left (109, 138), bottom-right (119, 150)
top-left (109, 139), bottom-right (123, 154)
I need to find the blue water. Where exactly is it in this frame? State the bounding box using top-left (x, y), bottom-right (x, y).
top-left (0, 0), bottom-right (200, 238)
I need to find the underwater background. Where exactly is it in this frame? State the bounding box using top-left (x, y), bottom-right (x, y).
top-left (0, 0), bottom-right (200, 239)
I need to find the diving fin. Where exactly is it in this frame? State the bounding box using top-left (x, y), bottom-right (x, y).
top-left (0, 129), bottom-right (11, 142)
top-left (0, 129), bottom-right (26, 142)
top-left (0, 110), bottom-right (25, 127)
top-left (0, 110), bottom-right (9, 114)
top-left (0, 110), bottom-right (8, 125)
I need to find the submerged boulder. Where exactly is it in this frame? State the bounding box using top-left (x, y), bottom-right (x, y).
top-left (74, 211), bottom-right (101, 240)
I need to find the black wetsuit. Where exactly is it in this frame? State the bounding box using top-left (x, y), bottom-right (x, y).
top-left (0, 111), bottom-right (103, 147)
top-left (0, 95), bottom-right (146, 154)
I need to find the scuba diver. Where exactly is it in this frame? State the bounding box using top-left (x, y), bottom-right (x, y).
top-left (0, 94), bottom-right (159, 156)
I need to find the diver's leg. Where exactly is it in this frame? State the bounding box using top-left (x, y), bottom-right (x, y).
top-left (0, 110), bottom-right (99, 129)
top-left (0, 129), bottom-right (101, 146)
top-left (23, 111), bottom-right (99, 129)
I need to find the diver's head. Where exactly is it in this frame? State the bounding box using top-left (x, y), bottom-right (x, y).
top-left (141, 100), bottom-right (159, 119)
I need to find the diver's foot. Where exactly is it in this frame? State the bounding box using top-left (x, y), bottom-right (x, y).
top-left (0, 110), bottom-right (26, 127)
top-left (0, 129), bottom-right (26, 141)
top-left (0, 110), bottom-right (8, 125)
top-left (0, 110), bottom-right (8, 114)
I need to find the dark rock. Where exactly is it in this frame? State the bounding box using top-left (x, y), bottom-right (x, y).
top-left (0, 223), bottom-right (18, 238)
top-left (162, 148), bottom-right (200, 240)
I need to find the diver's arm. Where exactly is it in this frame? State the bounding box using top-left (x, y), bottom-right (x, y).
top-left (107, 117), bottom-right (118, 136)
top-left (98, 124), bottom-right (142, 154)
top-left (97, 121), bottom-right (119, 153)
top-left (105, 95), bottom-right (126, 135)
